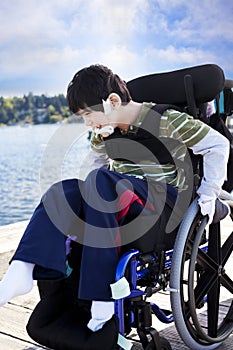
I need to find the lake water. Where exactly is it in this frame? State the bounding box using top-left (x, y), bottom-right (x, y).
top-left (0, 123), bottom-right (90, 226)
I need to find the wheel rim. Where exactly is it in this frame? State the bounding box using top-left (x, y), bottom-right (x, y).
top-left (180, 215), bottom-right (233, 345)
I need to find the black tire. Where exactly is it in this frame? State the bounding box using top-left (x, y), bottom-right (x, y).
top-left (144, 336), bottom-right (172, 350)
top-left (160, 336), bottom-right (172, 350)
top-left (170, 199), bottom-right (233, 349)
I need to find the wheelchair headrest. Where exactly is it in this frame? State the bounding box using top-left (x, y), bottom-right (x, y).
top-left (127, 64), bottom-right (225, 107)
top-left (225, 79), bottom-right (233, 89)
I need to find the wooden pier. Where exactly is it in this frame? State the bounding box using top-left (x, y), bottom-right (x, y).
top-left (0, 221), bottom-right (47, 349)
top-left (0, 220), bottom-right (232, 349)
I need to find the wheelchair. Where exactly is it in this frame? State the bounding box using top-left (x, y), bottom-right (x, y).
top-left (26, 64), bottom-right (233, 350)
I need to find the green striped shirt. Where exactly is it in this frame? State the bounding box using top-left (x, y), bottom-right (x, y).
top-left (90, 103), bottom-right (210, 190)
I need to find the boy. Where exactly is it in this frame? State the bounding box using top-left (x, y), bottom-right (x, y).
top-left (0, 64), bottom-right (230, 332)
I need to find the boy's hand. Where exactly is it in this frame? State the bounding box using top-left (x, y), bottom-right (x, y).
top-left (198, 197), bottom-right (230, 224)
top-left (198, 197), bottom-right (216, 224)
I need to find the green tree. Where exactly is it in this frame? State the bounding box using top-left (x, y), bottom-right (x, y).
top-left (0, 92), bottom-right (75, 125)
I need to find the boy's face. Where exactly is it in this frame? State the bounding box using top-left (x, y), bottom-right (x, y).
top-left (78, 107), bottom-right (115, 137)
top-left (77, 94), bottom-right (122, 137)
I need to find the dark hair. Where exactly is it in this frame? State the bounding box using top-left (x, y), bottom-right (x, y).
top-left (67, 64), bottom-right (131, 114)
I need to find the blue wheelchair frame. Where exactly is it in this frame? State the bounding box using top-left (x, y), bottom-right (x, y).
top-left (115, 244), bottom-right (210, 350)
top-left (115, 248), bottom-right (174, 349)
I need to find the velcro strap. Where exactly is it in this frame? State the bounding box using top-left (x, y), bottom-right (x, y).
top-left (110, 277), bottom-right (130, 299)
top-left (117, 333), bottom-right (133, 350)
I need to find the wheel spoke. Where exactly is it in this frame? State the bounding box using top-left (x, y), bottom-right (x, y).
top-left (184, 269), bottom-right (216, 320)
top-left (207, 277), bottom-right (221, 337)
top-left (221, 273), bottom-right (233, 294)
top-left (222, 231), bottom-right (233, 266)
top-left (208, 222), bottom-right (221, 264)
top-left (192, 245), bottom-right (219, 307)
top-left (196, 247), bottom-right (218, 272)
top-left (192, 270), bottom-right (217, 309)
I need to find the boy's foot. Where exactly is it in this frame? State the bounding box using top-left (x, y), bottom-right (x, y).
top-left (87, 301), bottom-right (115, 332)
top-left (0, 260), bottom-right (34, 306)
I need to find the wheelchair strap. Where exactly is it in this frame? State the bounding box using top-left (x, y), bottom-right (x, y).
top-left (104, 104), bottom-right (182, 164)
top-left (118, 333), bottom-right (133, 350)
top-left (110, 277), bottom-right (130, 299)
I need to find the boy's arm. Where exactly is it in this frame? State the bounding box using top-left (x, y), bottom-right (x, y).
top-left (189, 127), bottom-right (230, 223)
top-left (79, 133), bottom-right (110, 180)
top-left (78, 149), bottom-right (110, 180)
top-left (163, 109), bottom-right (230, 223)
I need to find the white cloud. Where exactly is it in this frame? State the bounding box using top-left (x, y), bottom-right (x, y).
top-left (153, 45), bottom-right (217, 66)
top-left (0, 0), bottom-right (232, 96)
top-left (153, 0), bottom-right (233, 44)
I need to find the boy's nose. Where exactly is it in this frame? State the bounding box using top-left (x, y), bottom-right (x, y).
top-left (85, 119), bottom-right (92, 126)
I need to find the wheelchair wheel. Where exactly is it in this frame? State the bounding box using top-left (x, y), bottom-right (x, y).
top-left (170, 199), bottom-right (233, 349)
top-left (132, 336), bottom-right (171, 349)
top-left (159, 336), bottom-right (172, 350)
top-left (147, 336), bottom-right (172, 350)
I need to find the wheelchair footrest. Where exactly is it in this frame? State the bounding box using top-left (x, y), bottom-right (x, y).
top-left (150, 303), bottom-right (173, 323)
top-left (137, 327), bottom-right (172, 350)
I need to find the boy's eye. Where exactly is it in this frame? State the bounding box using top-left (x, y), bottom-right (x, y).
top-left (77, 108), bottom-right (93, 117)
top-left (83, 108), bottom-right (93, 116)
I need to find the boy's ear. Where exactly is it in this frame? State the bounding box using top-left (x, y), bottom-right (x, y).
top-left (108, 93), bottom-right (121, 110)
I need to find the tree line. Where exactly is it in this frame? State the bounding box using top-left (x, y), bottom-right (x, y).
top-left (0, 93), bottom-right (82, 125)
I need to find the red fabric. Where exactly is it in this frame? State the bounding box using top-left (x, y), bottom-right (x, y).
top-left (115, 190), bottom-right (155, 251)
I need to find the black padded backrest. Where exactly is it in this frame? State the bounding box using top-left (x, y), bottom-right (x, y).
top-left (127, 64), bottom-right (225, 106)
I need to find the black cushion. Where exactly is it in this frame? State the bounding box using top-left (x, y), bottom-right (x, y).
top-left (27, 271), bottom-right (118, 350)
top-left (127, 64), bottom-right (225, 106)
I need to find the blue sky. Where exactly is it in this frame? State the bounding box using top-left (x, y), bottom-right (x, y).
top-left (0, 0), bottom-right (233, 97)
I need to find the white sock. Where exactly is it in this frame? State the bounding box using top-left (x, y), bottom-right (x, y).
top-left (87, 300), bottom-right (115, 332)
top-left (0, 260), bottom-right (34, 306)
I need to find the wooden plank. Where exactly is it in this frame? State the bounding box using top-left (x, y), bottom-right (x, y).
top-left (159, 324), bottom-right (233, 350)
top-left (0, 333), bottom-right (47, 350)
top-left (0, 221), bottom-right (28, 254)
top-left (0, 222), bottom-right (46, 349)
top-left (0, 298), bottom-right (38, 343)
top-left (0, 300), bottom-right (49, 350)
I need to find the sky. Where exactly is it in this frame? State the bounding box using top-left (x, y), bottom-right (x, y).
top-left (0, 0), bottom-right (233, 97)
